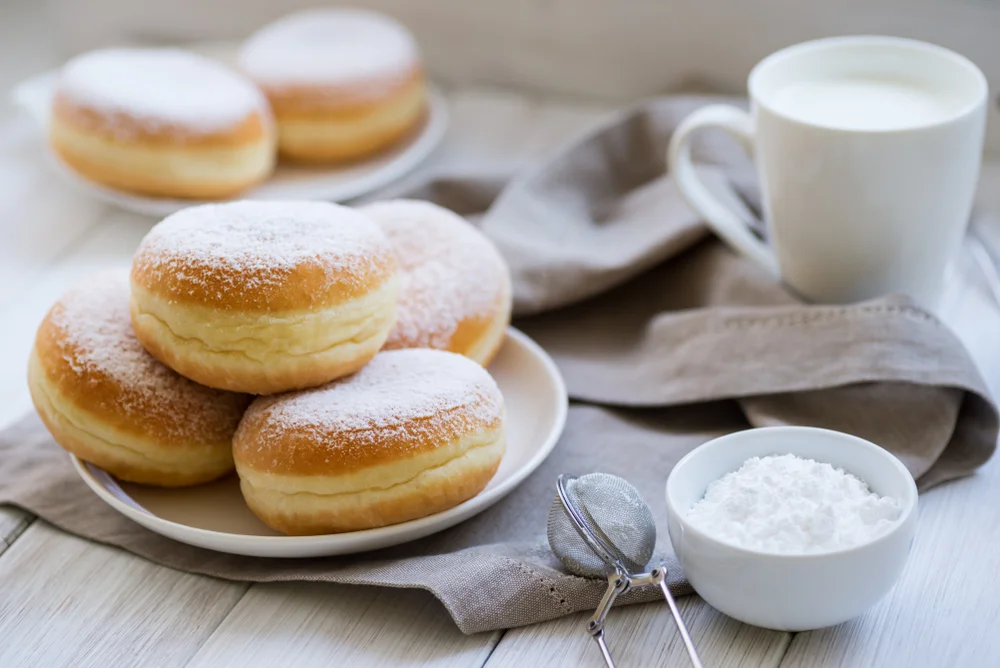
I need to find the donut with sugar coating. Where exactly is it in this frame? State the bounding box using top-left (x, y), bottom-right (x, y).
top-left (361, 199), bottom-right (512, 365)
top-left (130, 200), bottom-right (398, 395)
top-left (238, 9), bottom-right (427, 163)
top-left (28, 271), bottom-right (251, 486)
top-left (50, 48), bottom-right (275, 199)
top-left (233, 349), bottom-right (506, 535)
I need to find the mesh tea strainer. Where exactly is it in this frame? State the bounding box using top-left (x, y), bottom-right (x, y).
top-left (547, 473), bottom-right (703, 668)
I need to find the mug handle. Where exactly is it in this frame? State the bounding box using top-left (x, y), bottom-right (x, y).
top-left (667, 105), bottom-right (780, 277)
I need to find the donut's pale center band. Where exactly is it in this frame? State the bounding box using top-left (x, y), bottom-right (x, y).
top-left (276, 81), bottom-right (426, 151)
top-left (130, 277), bottom-right (398, 363)
top-left (239, 435), bottom-right (505, 533)
top-left (239, 423), bottom-right (505, 497)
top-left (28, 351), bottom-right (232, 474)
top-left (50, 120), bottom-right (275, 187)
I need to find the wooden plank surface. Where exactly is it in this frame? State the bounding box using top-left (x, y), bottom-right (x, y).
top-left (779, 454), bottom-right (1000, 667)
top-left (187, 583), bottom-right (501, 668)
top-left (0, 522), bottom-right (247, 668)
top-left (0, 506), bottom-right (32, 557)
top-left (486, 597), bottom-right (789, 668)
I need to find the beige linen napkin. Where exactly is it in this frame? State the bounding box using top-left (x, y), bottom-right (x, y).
top-left (0, 96), bottom-right (995, 633)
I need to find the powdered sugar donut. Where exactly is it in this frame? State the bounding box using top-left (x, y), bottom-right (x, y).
top-left (28, 272), bottom-right (251, 487)
top-left (130, 200), bottom-right (398, 395)
top-left (238, 9), bottom-right (426, 163)
top-left (361, 200), bottom-right (512, 365)
top-left (233, 349), bottom-right (506, 535)
top-left (50, 48), bottom-right (276, 199)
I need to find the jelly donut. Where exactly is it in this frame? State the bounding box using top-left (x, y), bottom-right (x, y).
top-left (361, 200), bottom-right (512, 365)
top-left (28, 272), bottom-right (251, 486)
top-left (49, 48), bottom-right (275, 199)
top-left (130, 200), bottom-right (398, 395)
top-left (238, 9), bottom-right (426, 163)
top-left (233, 349), bottom-right (506, 535)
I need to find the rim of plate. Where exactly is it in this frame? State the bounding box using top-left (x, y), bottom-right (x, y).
top-left (40, 88), bottom-right (450, 216)
top-left (71, 328), bottom-right (568, 549)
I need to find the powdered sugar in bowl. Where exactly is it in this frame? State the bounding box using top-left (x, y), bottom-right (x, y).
top-left (665, 426), bottom-right (918, 631)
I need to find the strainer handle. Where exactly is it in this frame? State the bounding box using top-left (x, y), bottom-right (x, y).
top-left (652, 565), bottom-right (704, 668)
top-left (587, 573), bottom-right (628, 668)
top-left (594, 633), bottom-right (616, 668)
top-left (585, 569), bottom-right (704, 668)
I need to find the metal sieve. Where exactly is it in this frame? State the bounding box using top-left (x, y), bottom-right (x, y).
top-left (547, 473), bottom-right (703, 668)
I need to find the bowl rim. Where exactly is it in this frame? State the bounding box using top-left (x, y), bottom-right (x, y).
top-left (665, 425), bottom-right (919, 560)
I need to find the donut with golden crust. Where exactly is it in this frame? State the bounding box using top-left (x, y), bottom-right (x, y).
top-left (233, 349), bottom-right (506, 535)
top-left (362, 199), bottom-right (512, 365)
top-left (238, 9), bottom-right (427, 163)
top-left (50, 48), bottom-right (275, 199)
top-left (129, 200), bottom-right (398, 395)
top-left (28, 271), bottom-right (251, 486)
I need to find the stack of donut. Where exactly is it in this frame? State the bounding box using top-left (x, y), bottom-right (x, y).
top-left (49, 8), bottom-right (428, 199)
top-left (29, 199), bottom-right (514, 535)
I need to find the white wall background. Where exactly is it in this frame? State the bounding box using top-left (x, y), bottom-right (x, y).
top-left (40, 0), bottom-right (1000, 151)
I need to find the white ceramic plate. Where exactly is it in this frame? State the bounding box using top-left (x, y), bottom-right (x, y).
top-left (71, 329), bottom-right (568, 558)
top-left (10, 43), bottom-right (449, 218)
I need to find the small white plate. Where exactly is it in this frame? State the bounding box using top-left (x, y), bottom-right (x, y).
top-left (71, 329), bottom-right (568, 558)
top-left (10, 44), bottom-right (449, 218)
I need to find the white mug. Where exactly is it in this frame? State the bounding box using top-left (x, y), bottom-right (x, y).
top-left (668, 36), bottom-right (988, 309)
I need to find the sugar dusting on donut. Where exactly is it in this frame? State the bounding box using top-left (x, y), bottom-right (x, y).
top-left (363, 200), bottom-right (509, 350)
top-left (47, 271), bottom-right (248, 439)
top-left (56, 48), bottom-right (268, 136)
top-left (132, 201), bottom-right (393, 308)
top-left (243, 349), bottom-right (504, 469)
top-left (238, 9), bottom-right (419, 92)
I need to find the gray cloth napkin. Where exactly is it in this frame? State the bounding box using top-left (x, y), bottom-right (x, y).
top-left (0, 96), bottom-right (996, 634)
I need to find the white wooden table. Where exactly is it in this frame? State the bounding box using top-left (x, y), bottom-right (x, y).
top-left (3, 3), bottom-right (1000, 666)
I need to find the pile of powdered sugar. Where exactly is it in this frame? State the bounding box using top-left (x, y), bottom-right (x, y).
top-left (686, 454), bottom-right (902, 554)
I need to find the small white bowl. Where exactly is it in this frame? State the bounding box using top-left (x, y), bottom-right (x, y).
top-left (665, 426), bottom-right (918, 631)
